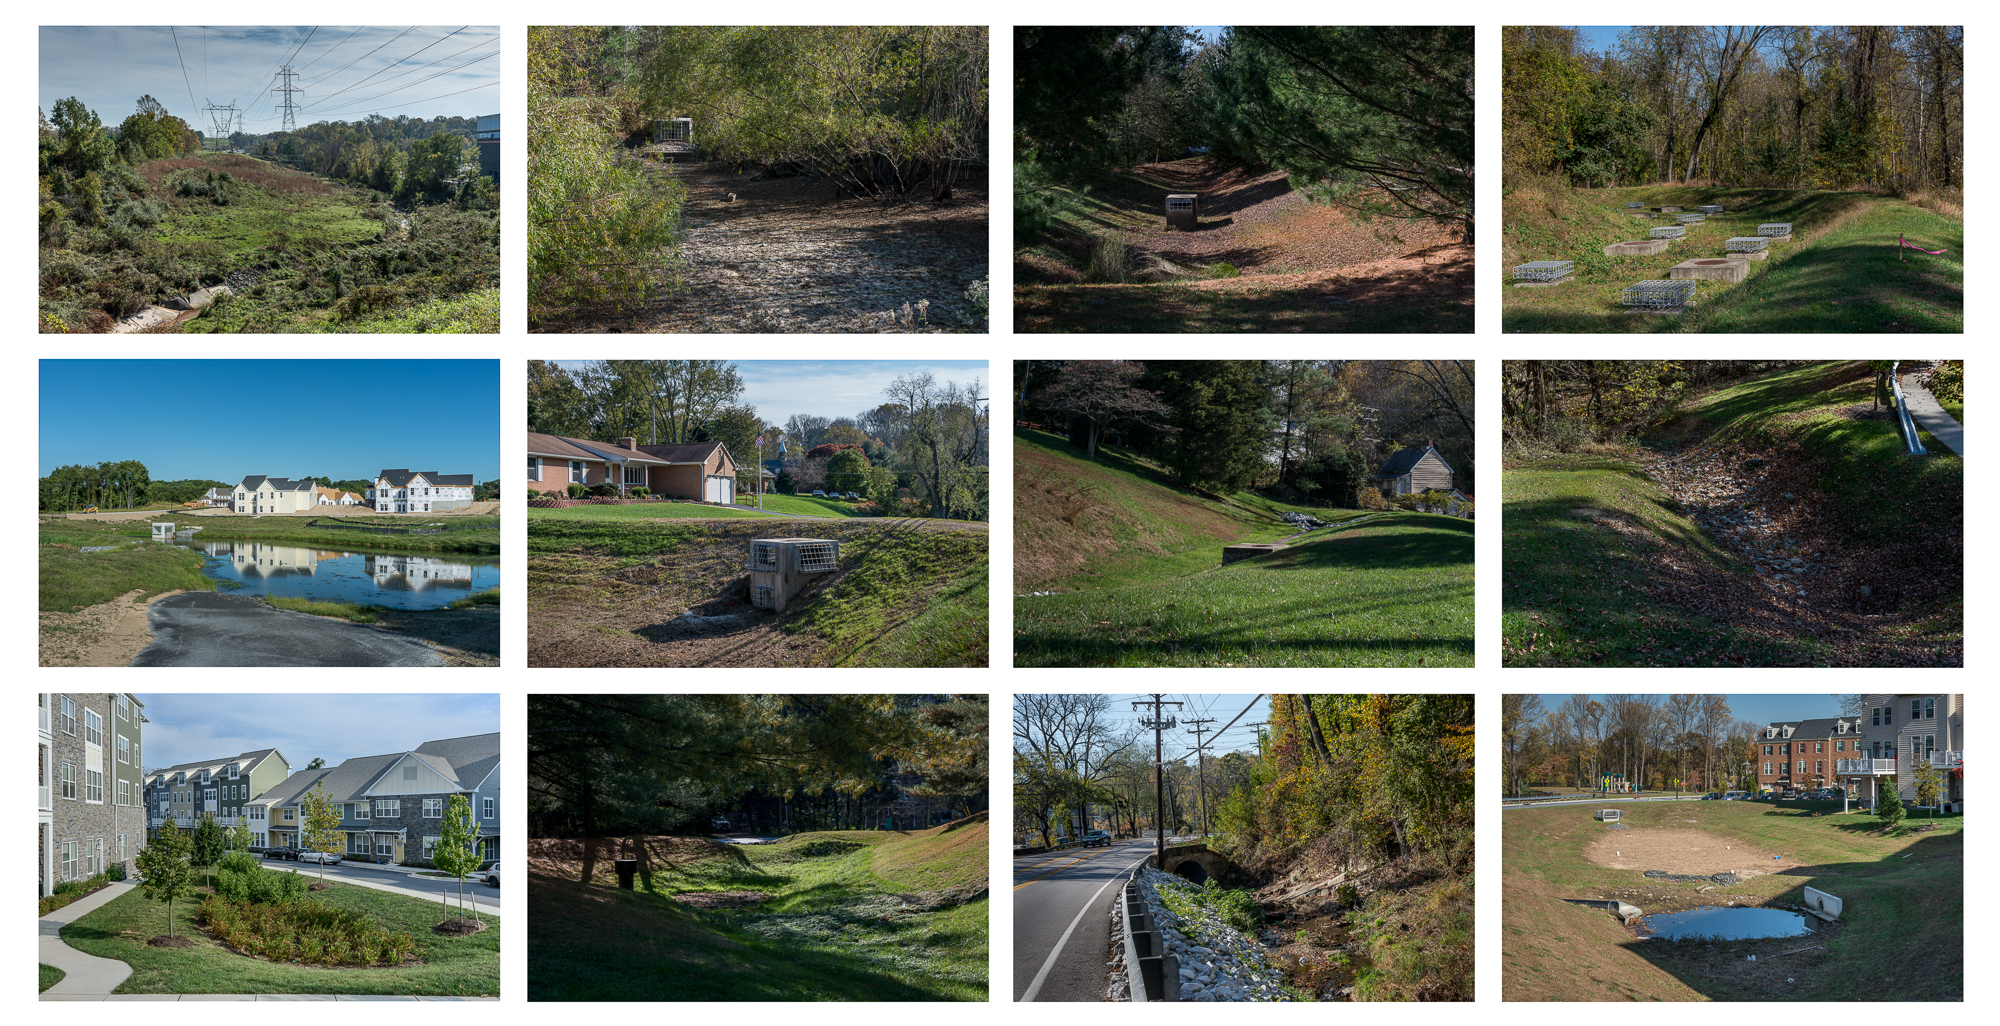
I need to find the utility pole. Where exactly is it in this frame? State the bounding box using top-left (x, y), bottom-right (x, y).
top-left (1184, 718), bottom-right (1215, 838)
top-left (273, 65), bottom-right (303, 134)
top-left (1132, 695), bottom-right (1182, 870)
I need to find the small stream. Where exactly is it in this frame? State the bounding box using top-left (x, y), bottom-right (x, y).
top-left (199, 541), bottom-right (498, 609)
top-left (1260, 908), bottom-right (1369, 1000)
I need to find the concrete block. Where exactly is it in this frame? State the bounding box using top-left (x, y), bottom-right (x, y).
top-left (1764, 233), bottom-right (1792, 243)
top-left (1734, 249), bottom-right (1768, 260)
top-left (1625, 304), bottom-right (1689, 316)
top-left (1222, 543), bottom-right (1287, 565)
top-left (1605, 240), bottom-right (1670, 257)
top-left (1670, 258), bottom-right (1750, 283)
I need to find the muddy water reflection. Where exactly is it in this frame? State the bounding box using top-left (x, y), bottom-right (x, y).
top-left (199, 542), bottom-right (499, 609)
top-left (1639, 906), bottom-right (1814, 941)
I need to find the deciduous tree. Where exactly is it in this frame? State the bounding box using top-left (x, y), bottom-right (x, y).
top-left (430, 794), bottom-right (484, 922)
top-left (298, 780), bottom-right (344, 879)
top-left (135, 821), bottom-right (195, 938)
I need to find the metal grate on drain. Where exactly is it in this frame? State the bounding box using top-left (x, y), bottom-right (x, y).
top-left (1758, 223), bottom-right (1793, 236)
top-left (749, 541), bottom-right (782, 570)
top-left (751, 584), bottom-right (774, 609)
top-left (1648, 226), bottom-right (1687, 240)
top-left (1697, 205), bottom-right (1723, 213)
top-left (1725, 236), bottom-right (1770, 253)
top-left (795, 542), bottom-right (837, 573)
top-left (1512, 260), bottom-right (1574, 281)
top-left (1623, 201), bottom-right (1644, 208)
top-left (1676, 213), bottom-right (1706, 223)
top-left (1621, 280), bottom-right (1696, 307)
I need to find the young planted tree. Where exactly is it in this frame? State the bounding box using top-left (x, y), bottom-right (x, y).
top-left (298, 781), bottom-right (345, 879)
top-left (135, 821), bottom-right (196, 939)
top-left (430, 794), bottom-right (485, 923)
top-left (1876, 787), bottom-right (1906, 829)
top-left (1912, 760), bottom-right (1944, 814)
top-left (190, 813), bottom-right (226, 889)
top-left (226, 820), bottom-right (254, 856)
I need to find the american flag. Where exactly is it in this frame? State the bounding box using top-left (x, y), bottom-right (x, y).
top-left (755, 433), bottom-right (765, 447)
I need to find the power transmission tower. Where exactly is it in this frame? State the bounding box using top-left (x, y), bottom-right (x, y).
top-left (202, 101), bottom-right (238, 151)
top-left (273, 65), bottom-right (304, 133)
top-left (1132, 695), bottom-right (1182, 870)
top-left (1184, 718), bottom-right (1215, 838)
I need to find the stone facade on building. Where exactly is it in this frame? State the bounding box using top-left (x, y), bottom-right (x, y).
top-left (40, 693), bottom-right (146, 896)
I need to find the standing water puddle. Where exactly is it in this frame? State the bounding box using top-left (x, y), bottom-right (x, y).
top-left (1637, 905), bottom-right (1814, 941)
top-left (199, 542), bottom-right (499, 609)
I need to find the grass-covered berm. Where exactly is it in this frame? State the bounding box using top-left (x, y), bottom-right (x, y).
top-left (39, 152), bottom-right (498, 333)
top-left (1014, 428), bottom-right (1471, 667)
top-left (1501, 173), bottom-right (1962, 332)
top-left (528, 814), bottom-right (988, 1001)
top-left (528, 514), bottom-right (987, 667)
top-left (1502, 796), bottom-right (1962, 1001)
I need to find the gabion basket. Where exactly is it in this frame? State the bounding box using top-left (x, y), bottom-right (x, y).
top-left (1512, 260), bottom-right (1575, 281)
top-left (1697, 205), bottom-right (1723, 213)
top-left (1676, 213), bottom-right (1706, 223)
top-left (1621, 280), bottom-right (1696, 307)
top-left (1648, 225), bottom-right (1687, 240)
top-left (1759, 223), bottom-right (1793, 236)
top-left (1725, 236), bottom-right (1770, 253)
top-left (1623, 201), bottom-right (1644, 208)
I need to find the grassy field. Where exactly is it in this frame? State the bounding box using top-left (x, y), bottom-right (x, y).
top-left (60, 878), bottom-right (500, 995)
top-left (528, 502), bottom-right (782, 521)
top-left (1015, 427), bottom-right (1471, 666)
top-left (1502, 182), bottom-right (1962, 332)
top-left (1502, 797), bottom-right (1961, 1001)
top-left (39, 535), bottom-right (215, 611)
top-left (529, 517), bottom-right (988, 666)
top-left (1503, 362), bottom-right (1961, 666)
top-left (266, 586), bottom-right (500, 624)
top-left (39, 964), bottom-right (64, 992)
top-left (753, 493), bottom-right (867, 517)
top-left (44, 514), bottom-right (501, 555)
top-left (528, 817), bottom-right (988, 1001)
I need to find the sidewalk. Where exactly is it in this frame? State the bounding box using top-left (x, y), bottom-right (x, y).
top-left (40, 881), bottom-right (139, 997)
top-left (1900, 368), bottom-right (1963, 456)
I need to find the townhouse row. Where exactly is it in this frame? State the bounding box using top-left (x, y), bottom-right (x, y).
top-left (1753, 691), bottom-right (1964, 806)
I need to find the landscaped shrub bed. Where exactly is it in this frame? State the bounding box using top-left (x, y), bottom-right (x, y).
top-left (213, 856), bottom-right (310, 904)
top-left (199, 895), bottom-right (419, 967)
top-left (39, 872), bottom-right (112, 915)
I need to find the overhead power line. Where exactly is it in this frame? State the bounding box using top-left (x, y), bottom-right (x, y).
top-left (170, 26), bottom-right (198, 112)
top-left (304, 48), bottom-right (496, 115)
top-left (311, 26), bottom-right (468, 108)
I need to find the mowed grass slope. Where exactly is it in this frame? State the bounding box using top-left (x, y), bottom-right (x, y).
top-left (1015, 428), bottom-right (1471, 666)
top-left (61, 879), bottom-right (500, 995)
top-left (1503, 798), bottom-right (1961, 1001)
top-left (529, 816), bottom-right (988, 1001)
top-left (1503, 361), bottom-right (1961, 666)
top-left (1502, 182), bottom-right (1962, 333)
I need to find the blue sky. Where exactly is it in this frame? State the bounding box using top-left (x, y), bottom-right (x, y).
top-left (1089, 694), bottom-right (1271, 761)
top-left (40, 360), bottom-right (498, 482)
top-left (553, 360), bottom-right (989, 435)
top-left (40, 26), bottom-right (500, 134)
top-left (136, 693), bottom-right (498, 773)
top-left (1526, 694), bottom-right (1848, 726)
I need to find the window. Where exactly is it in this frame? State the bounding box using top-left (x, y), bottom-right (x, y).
top-left (1764, 744), bottom-right (1772, 756)
top-left (132, 742), bottom-right (138, 767)
top-left (60, 841), bottom-right (75, 881)
top-left (60, 696), bottom-right (76, 735)
top-left (117, 780), bottom-right (129, 806)
top-left (483, 797), bottom-right (495, 819)
top-left (571, 460), bottom-right (586, 483)
top-left (249, 806), bottom-right (265, 821)
top-left (1764, 762), bottom-right (1772, 775)
top-left (424, 798), bottom-right (444, 818)
top-left (356, 802), bottom-right (370, 820)
top-left (375, 799), bottom-right (401, 817)
top-left (1795, 760), bottom-right (1805, 774)
top-left (529, 456), bottom-right (541, 481)
top-left (376, 836), bottom-right (395, 856)
top-left (1816, 761), bottom-right (1824, 774)
top-left (86, 838), bottom-right (99, 876)
top-left (1925, 698), bottom-right (1936, 719)
top-left (1815, 742), bottom-right (1823, 753)
top-left (117, 694), bottom-right (129, 721)
top-left (1912, 699), bottom-right (1922, 721)
top-left (349, 833), bottom-right (372, 854)
top-left (61, 762), bottom-right (76, 800)
top-left (405, 763), bottom-right (419, 781)
top-left (117, 735), bottom-right (129, 764)
top-left (1837, 740), bottom-right (1846, 751)
top-left (481, 837), bottom-right (498, 861)
top-left (423, 835), bottom-right (440, 858)
top-left (85, 708), bottom-right (102, 746)
top-left (281, 808), bottom-right (295, 822)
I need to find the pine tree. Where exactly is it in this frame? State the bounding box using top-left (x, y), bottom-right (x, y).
top-left (1876, 788), bottom-right (1906, 829)
top-left (1137, 360), bottom-right (1275, 491)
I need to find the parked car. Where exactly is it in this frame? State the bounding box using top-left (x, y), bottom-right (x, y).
top-left (1722, 791), bottom-right (1749, 800)
top-left (812, 490), bottom-right (828, 498)
top-left (1700, 792), bottom-right (1723, 800)
top-left (298, 851), bottom-right (343, 864)
top-left (262, 846), bottom-right (301, 861)
top-left (845, 491), bottom-right (862, 500)
top-left (483, 863), bottom-right (500, 888)
top-left (1082, 830), bottom-right (1111, 846)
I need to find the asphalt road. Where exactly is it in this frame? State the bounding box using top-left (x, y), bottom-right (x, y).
top-left (1013, 838), bottom-right (1157, 1002)
top-left (262, 858), bottom-right (503, 912)
top-left (131, 592), bottom-right (445, 666)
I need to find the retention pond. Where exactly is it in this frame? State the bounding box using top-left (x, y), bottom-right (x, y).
top-left (198, 541), bottom-right (499, 609)
top-left (1637, 905), bottom-right (1815, 941)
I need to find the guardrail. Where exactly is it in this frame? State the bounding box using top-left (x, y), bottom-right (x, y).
top-left (1891, 361), bottom-right (1928, 455)
top-left (1121, 865), bottom-right (1177, 1001)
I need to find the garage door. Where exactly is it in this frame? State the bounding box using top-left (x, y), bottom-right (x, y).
top-left (706, 476), bottom-right (734, 504)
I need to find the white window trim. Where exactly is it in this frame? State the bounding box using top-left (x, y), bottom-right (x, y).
top-left (482, 797), bottom-right (495, 819)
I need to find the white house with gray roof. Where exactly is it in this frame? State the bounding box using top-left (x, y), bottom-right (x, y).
top-left (248, 732), bottom-right (499, 865)
top-left (368, 469), bottom-right (477, 513)
top-left (233, 475), bottom-right (319, 515)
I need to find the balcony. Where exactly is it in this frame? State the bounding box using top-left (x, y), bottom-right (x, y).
top-left (1836, 758), bottom-right (1896, 775)
top-left (1930, 751), bottom-right (1964, 770)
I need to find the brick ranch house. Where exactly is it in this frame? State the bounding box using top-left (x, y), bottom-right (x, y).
top-left (526, 432), bottom-right (741, 504)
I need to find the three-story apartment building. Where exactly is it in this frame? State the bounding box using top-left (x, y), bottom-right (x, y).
top-left (1752, 716), bottom-right (1866, 794)
top-left (144, 749), bottom-right (292, 838)
top-left (249, 732), bottom-right (499, 865)
top-left (1836, 693), bottom-right (1964, 807)
top-left (368, 470), bottom-right (477, 513)
top-left (39, 693), bottom-right (146, 897)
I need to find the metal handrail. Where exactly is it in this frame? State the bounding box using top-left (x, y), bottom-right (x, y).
top-left (1891, 361), bottom-right (1927, 455)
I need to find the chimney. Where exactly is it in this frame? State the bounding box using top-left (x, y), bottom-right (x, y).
top-left (1427, 437), bottom-right (1436, 449)
top-left (618, 437), bottom-right (636, 451)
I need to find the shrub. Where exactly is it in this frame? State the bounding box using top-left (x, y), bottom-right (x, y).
top-left (566, 483), bottom-right (587, 499)
top-left (108, 863), bottom-right (126, 881)
top-left (587, 483), bottom-right (617, 498)
top-left (198, 895), bottom-right (418, 967)
top-left (1877, 792), bottom-right (1906, 828)
top-left (630, 487), bottom-right (650, 498)
top-left (1083, 235), bottom-right (1129, 284)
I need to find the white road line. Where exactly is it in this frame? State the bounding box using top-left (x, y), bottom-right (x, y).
top-left (1019, 848), bottom-right (1153, 1002)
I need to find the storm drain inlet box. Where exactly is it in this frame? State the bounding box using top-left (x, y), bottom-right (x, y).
top-left (1166, 194), bottom-right (1199, 231)
top-left (746, 538), bottom-right (840, 612)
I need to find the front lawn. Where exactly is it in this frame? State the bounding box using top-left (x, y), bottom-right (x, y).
top-left (40, 964), bottom-right (65, 992)
top-left (59, 878), bottom-right (498, 995)
top-left (528, 502), bottom-right (781, 520)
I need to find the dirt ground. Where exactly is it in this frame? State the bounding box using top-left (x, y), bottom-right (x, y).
top-left (39, 588), bottom-right (181, 666)
top-left (541, 159), bottom-right (988, 333)
top-left (1582, 828), bottom-right (1785, 877)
